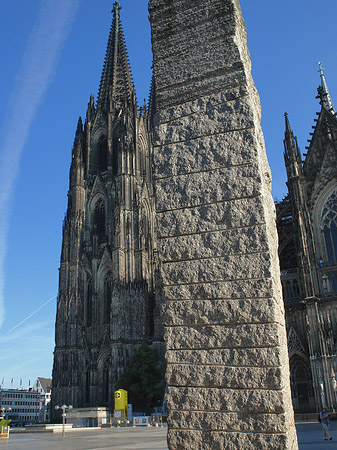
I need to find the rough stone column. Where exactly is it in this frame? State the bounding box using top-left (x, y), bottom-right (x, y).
top-left (149, 0), bottom-right (298, 449)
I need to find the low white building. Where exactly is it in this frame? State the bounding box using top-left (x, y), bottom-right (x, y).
top-left (0, 377), bottom-right (52, 426)
top-left (0, 389), bottom-right (40, 426)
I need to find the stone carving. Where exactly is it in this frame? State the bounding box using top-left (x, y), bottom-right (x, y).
top-left (149, 0), bottom-right (298, 448)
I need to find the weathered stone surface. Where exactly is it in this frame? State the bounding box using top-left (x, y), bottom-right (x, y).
top-left (161, 298), bottom-right (282, 326)
top-left (153, 96), bottom-right (255, 146)
top-left (156, 196), bottom-right (264, 237)
top-left (168, 410), bottom-right (288, 433)
top-left (159, 226), bottom-right (269, 261)
top-left (165, 386), bottom-right (291, 413)
top-left (163, 278), bottom-right (275, 300)
top-left (165, 323), bottom-right (284, 350)
top-left (166, 347), bottom-right (289, 368)
top-left (161, 253), bottom-right (272, 286)
top-left (155, 164), bottom-right (262, 212)
top-left (167, 429), bottom-right (293, 450)
top-left (166, 365), bottom-right (284, 389)
top-left (149, 0), bottom-right (298, 447)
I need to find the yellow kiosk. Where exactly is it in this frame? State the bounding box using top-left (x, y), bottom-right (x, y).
top-left (114, 389), bottom-right (128, 420)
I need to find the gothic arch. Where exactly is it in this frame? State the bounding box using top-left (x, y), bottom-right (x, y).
top-left (83, 274), bottom-right (93, 327)
top-left (289, 353), bottom-right (314, 412)
top-left (112, 126), bottom-right (119, 176)
top-left (92, 129), bottom-right (108, 172)
top-left (138, 134), bottom-right (147, 175)
top-left (320, 188), bottom-right (337, 263)
top-left (97, 351), bottom-right (111, 405)
top-left (92, 197), bottom-right (106, 244)
top-left (312, 182), bottom-right (337, 261)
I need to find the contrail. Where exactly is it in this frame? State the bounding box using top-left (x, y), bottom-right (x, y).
top-left (0, 0), bottom-right (81, 329)
top-left (4, 294), bottom-right (57, 337)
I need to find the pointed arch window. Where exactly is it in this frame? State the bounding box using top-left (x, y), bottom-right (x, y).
top-left (321, 189), bottom-right (337, 263)
top-left (87, 279), bottom-right (93, 326)
top-left (112, 135), bottom-right (119, 176)
top-left (98, 135), bottom-right (108, 171)
top-left (102, 364), bottom-right (109, 404)
top-left (104, 274), bottom-right (112, 324)
top-left (85, 370), bottom-right (90, 404)
top-left (94, 199), bottom-right (106, 243)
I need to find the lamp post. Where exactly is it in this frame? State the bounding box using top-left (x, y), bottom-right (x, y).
top-left (55, 404), bottom-right (72, 437)
top-left (1, 407), bottom-right (12, 419)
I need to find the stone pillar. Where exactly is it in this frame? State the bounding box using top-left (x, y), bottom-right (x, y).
top-left (149, 0), bottom-right (298, 449)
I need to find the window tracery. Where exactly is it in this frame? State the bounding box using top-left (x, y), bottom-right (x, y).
top-left (98, 135), bottom-right (108, 171)
top-left (321, 189), bottom-right (337, 263)
top-left (94, 200), bottom-right (106, 243)
top-left (104, 273), bottom-right (112, 324)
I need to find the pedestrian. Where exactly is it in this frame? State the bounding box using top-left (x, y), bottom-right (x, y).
top-left (320, 408), bottom-right (333, 441)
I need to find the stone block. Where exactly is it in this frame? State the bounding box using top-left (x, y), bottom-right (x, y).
top-left (161, 298), bottom-right (283, 326)
top-left (164, 323), bottom-right (283, 350)
top-left (163, 278), bottom-right (274, 300)
top-left (156, 196), bottom-right (265, 238)
top-left (158, 226), bottom-right (269, 262)
top-left (166, 364), bottom-right (284, 389)
top-left (165, 386), bottom-right (290, 413)
top-left (155, 164), bottom-right (262, 212)
top-left (165, 347), bottom-right (289, 368)
top-left (167, 429), bottom-right (295, 450)
top-left (167, 410), bottom-right (288, 433)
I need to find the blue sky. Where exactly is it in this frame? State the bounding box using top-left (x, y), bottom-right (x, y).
top-left (0, 0), bottom-right (336, 389)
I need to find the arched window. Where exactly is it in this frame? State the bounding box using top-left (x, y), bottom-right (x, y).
top-left (102, 365), bottom-right (109, 404)
top-left (329, 272), bottom-right (337, 293)
top-left (87, 279), bottom-right (92, 326)
top-left (321, 189), bottom-right (337, 263)
top-left (94, 200), bottom-right (106, 243)
top-left (85, 371), bottom-right (90, 404)
top-left (98, 135), bottom-right (108, 171)
top-left (112, 136), bottom-right (119, 176)
top-left (285, 280), bottom-right (292, 299)
top-left (292, 279), bottom-right (300, 297)
top-left (104, 274), bottom-right (112, 324)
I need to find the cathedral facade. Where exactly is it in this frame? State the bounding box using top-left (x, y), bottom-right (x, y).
top-left (277, 64), bottom-right (337, 414)
top-left (51, 3), bottom-right (162, 415)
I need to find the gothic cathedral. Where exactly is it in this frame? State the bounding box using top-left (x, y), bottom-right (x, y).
top-left (51, 3), bottom-right (162, 412)
top-left (277, 63), bottom-right (337, 414)
top-left (52, 2), bottom-right (337, 417)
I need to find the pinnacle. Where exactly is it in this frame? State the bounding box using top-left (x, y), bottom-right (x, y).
top-left (97, 3), bottom-right (136, 109)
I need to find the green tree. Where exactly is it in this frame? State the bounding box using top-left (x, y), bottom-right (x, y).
top-left (116, 344), bottom-right (165, 413)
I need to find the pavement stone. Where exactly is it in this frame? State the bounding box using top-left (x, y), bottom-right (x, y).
top-left (1, 422), bottom-right (337, 449)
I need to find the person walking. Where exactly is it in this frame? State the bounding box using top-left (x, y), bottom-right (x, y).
top-left (320, 408), bottom-right (333, 441)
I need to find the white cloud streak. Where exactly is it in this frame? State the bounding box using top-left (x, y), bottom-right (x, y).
top-left (0, 0), bottom-right (81, 330)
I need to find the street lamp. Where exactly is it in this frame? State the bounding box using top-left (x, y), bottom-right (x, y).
top-left (1, 407), bottom-right (11, 419)
top-left (55, 404), bottom-right (72, 437)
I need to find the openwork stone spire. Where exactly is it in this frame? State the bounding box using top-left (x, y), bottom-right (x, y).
top-left (97, 1), bottom-right (135, 109)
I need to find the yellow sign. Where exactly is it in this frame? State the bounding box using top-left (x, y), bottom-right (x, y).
top-left (114, 389), bottom-right (128, 413)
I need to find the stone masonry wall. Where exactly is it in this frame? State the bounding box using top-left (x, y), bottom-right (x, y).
top-left (149, 0), bottom-right (299, 449)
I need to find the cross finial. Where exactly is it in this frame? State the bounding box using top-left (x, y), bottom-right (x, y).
top-left (318, 61), bottom-right (325, 77)
top-left (112, 1), bottom-right (121, 15)
top-left (112, 1), bottom-right (121, 32)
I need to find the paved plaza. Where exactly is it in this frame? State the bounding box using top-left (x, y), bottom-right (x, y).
top-left (0, 422), bottom-right (337, 449)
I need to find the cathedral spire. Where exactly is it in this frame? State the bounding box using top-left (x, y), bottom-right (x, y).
top-left (97, 2), bottom-right (135, 110)
top-left (317, 62), bottom-right (336, 115)
top-left (284, 113), bottom-right (302, 178)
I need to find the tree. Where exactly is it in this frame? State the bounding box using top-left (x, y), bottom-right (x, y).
top-left (116, 344), bottom-right (165, 413)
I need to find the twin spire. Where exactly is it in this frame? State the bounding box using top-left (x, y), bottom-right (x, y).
top-left (318, 62), bottom-right (336, 115)
top-left (284, 62), bottom-right (336, 156)
top-left (97, 1), bottom-right (135, 109)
